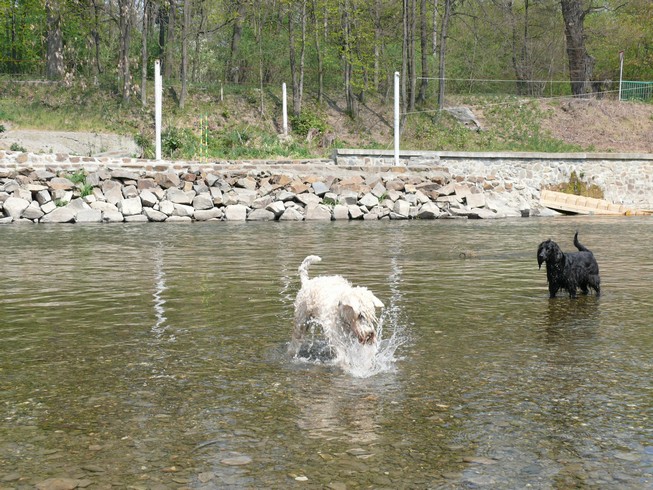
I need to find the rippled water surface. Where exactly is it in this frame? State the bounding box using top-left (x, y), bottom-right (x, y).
top-left (1, 218), bottom-right (651, 489)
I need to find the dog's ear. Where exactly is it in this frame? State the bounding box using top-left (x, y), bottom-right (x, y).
top-left (338, 300), bottom-right (357, 324)
top-left (555, 248), bottom-right (564, 264)
top-left (537, 242), bottom-right (545, 269)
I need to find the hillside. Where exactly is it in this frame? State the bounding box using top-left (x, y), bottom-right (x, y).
top-left (0, 84), bottom-right (651, 157)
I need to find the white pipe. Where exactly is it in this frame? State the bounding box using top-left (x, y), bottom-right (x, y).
top-left (155, 60), bottom-right (162, 161)
top-left (394, 71), bottom-right (400, 166)
top-left (618, 51), bottom-right (624, 102)
top-left (282, 82), bottom-right (288, 136)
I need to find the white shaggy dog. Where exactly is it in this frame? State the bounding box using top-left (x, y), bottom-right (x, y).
top-left (289, 255), bottom-right (384, 356)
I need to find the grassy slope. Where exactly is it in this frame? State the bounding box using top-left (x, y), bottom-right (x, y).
top-left (1, 80), bottom-right (651, 159)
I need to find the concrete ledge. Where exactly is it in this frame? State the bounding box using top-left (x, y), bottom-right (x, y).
top-left (334, 148), bottom-right (653, 163)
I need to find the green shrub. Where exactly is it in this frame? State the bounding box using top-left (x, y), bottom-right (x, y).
top-left (162, 126), bottom-right (198, 159)
top-left (290, 110), bottom-right (329, 137)
top-left (134, 132), bottom-right (155, 159)
top-left (10, 142), bottom-right (26, 152)
top-left (68, 169), bottom-right (86, 184)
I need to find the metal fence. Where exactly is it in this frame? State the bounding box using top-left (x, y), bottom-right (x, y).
top-left (620, 81), bottom-right (653, 101)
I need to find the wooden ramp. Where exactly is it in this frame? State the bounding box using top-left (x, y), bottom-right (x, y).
top-left (540, 189), bottom-right (653, 216)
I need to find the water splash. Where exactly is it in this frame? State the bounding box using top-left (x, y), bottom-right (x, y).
top-left (290, 315), bottom-right (407, 378)
top-left (294, 298), bottom-right (409, 378)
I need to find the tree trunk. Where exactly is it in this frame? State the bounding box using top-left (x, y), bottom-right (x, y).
top-left (288, 1), bottom-right (306, 116)
top-left (432, 0), bottom-right (438, 99)
top-left (45, 0), bottom-right (64, 80)
top-left (341, 0), bottom-right (357, 118)
top-left (141, 0), bottom-right (149, 105)
top-left (312, 0), bottom-right (324, 104)
top-left (118, 0), bottom-right (132, 102)
top-left (437, 0), bottom-right (453, 110)
top-left (403, 0), bottom-right (417, 112)
top-left (91, 0), bottom-right (103, 76)
top-left (417, 0), bottom-right (429, 104)
top-left (164, 0), bottom-right (176, 78)
top-left (227, 1), bottom-right (246, 83)
top-left (179, 0), bottom-right (190, 108)
top-left (560, 0), bottom-right (594, 97)
top-left (192, 0), bottom-right (206, 82)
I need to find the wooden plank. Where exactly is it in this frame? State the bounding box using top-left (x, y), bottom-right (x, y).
top-left (540, 189), bottom-right (644, 215)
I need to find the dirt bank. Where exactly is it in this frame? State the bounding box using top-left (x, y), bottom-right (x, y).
top-left (0, 129), bottom-right (139, 157)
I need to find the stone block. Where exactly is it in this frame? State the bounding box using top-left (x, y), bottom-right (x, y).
top-left (144, 208), bottom-right (168, 222)
top-left (247, 208), bottom-right (275, 221)
top-left (225, 204), bottom-right (248, 221)
top-left (305, 203), bottom-right (332, 220)
top-left (139, 190), bottom-right (158, 208)
top-left (3, 197), bottom-right (30, 218)
top-left (172, 203), bottom-right (194, 218)
top-left (41, 205), bottom-right (76, 223)
top-left (332, 204), bottom-right (349, 220)
top-left (194, 208), bottom-right (223, 221)
top-left (359, 192), bottom-right (379, 209)
top-left (117, 197), bottom-right (143, 216)
top-left (22, 201), bottom-right (44, 220)
top-left (75, 209), bottom-right (102, 223)
top-left (279, 207), bottom-right (304, 221)
top-left (466, 192), bottom-right (486, 208)
top-left (192, 193), bottom-right (214, 210)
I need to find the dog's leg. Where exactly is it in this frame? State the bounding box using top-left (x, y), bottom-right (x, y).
top-left (590, 275), bottom-right (601, 296)
top-left (567, 280), bottom-right (578, 299)
top-left (289, 304), bottom-right (311, 356)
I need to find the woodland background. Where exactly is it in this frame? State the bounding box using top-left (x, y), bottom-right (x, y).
top-left (1, 0), bottom-right (652, 159)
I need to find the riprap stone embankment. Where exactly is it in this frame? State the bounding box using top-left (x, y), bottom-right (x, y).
top-left (1, 149), bottom-right (652, 224)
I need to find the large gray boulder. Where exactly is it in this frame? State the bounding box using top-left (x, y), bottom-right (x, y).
top-left (3, 197), bottom-right (30, 219)
top-left (247, 208), bottom-right (275, 221)
top-left (224, 204), bottom-right (247, 221)
top-left (75, 209), bottom-right (103, 223)
top-left (117, 197), bottom-right (143, 216)
top-left (305, 203), bottom-right (332, 220)
top-left (279, 207), bottom-right (304, 221)
top-left (41, 205), bottom-right (76, 223)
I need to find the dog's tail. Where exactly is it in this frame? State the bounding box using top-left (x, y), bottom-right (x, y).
top-left (298, 255), bottom-right (322, 285)
top-left (573, 231), bottom-right (592, 253)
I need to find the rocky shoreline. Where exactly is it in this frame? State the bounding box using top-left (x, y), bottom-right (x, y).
top-left (0, 153), bottom-right (559, 224)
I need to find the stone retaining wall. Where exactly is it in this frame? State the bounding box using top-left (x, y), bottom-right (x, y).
top-left (335, 149), bottom-right (653, 210)
top-left (1, 149), bottom-right (651, 224)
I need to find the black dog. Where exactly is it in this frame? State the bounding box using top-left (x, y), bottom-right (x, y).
top-left (537, 232), bottom-right (601, 299)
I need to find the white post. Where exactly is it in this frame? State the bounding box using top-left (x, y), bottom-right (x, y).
top-left (618, 51), bottom-right (624, 102)
top-left (155, 60), bottom-right (162, 161)
top-left (282, 82), bottom-right (288, 136)
top-left (394, 71), bottom-right (400, 166)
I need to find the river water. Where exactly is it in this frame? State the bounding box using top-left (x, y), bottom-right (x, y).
top-left (1, 217), bottom-right (651, 489)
